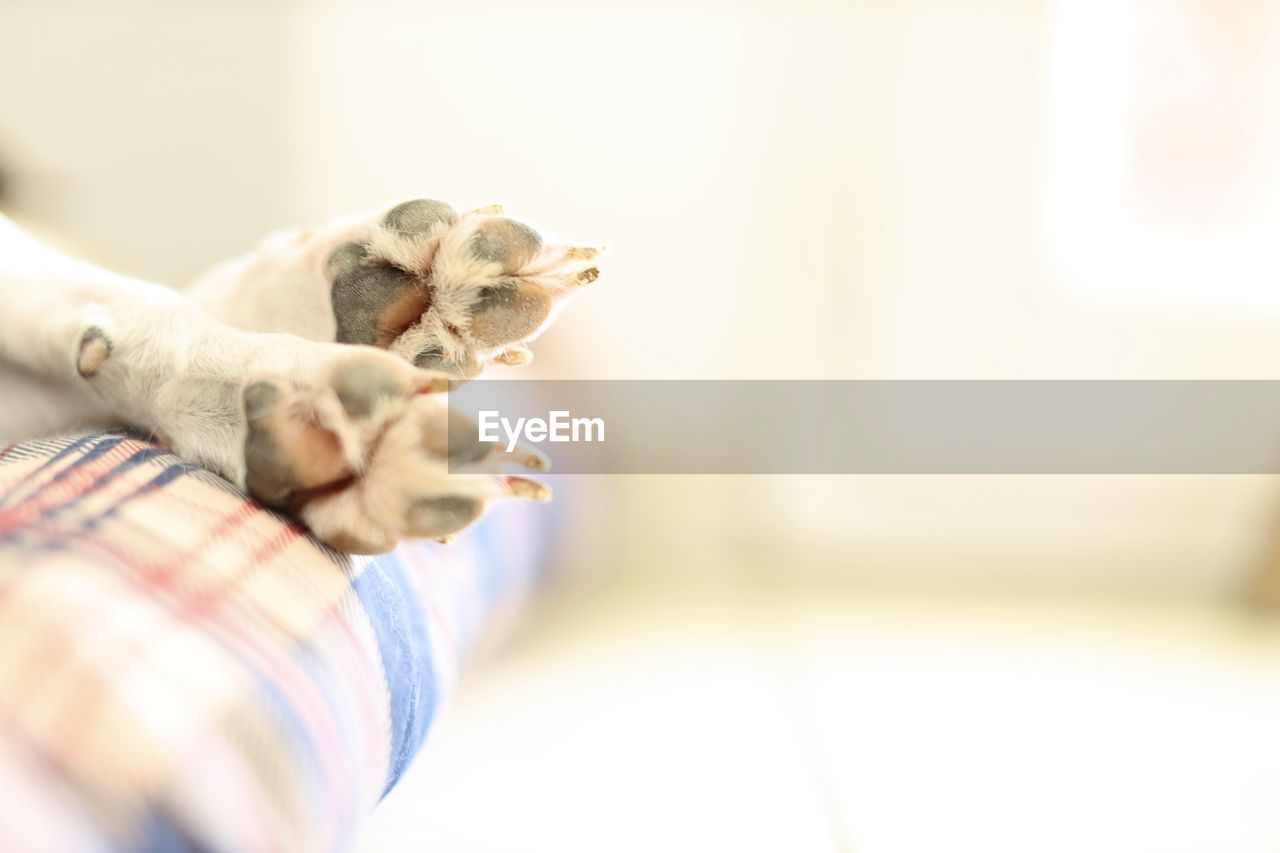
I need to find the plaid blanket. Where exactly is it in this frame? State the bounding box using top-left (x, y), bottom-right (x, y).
top-left (0, 432), bottom-right (552, 852)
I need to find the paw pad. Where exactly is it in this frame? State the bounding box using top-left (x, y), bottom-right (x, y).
top-left (324, 198), bottom-right (603, 383)
top-left (383, 198), bottom-right (457, 235)
top-left (242, 380), bottom-right (303, 508)
top-left (328, 244), bottom-right (429, 347)
top-left (240, 352), bottom-right (429, 510)
top-left (406, 495), bottom-right (484, 539)
top-left (468, 217), bottom-right (543, 270)
top-left (467, 282), bottom-right (555, 349)
top-left (332, 358), bottom-right (405, 417)
top-left (76, 327), bottom-right (112, 378)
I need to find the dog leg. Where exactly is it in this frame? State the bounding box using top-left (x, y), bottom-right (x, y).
top-left (189, 199), bottom-right (603, 379)
top-left (0, 214), bottom-right (190, 436)
top-left (0, 213), bottom-right (554, 552)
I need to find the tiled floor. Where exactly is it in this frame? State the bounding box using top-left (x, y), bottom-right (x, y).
top-left (356, 564), bottom-right (1280, 853)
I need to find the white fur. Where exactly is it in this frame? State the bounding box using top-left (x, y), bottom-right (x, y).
top-left (0, 213), bottom-right (408, 518)
top-left (0, 214), bottom-right (246, 479)
top-left (0, 201), bottom-right (594, 552)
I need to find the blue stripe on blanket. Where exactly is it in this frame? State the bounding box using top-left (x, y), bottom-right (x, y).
top-left (352, 549), bottom-right (438, 797)
top-left (130, 809), bottom-right (213, 853)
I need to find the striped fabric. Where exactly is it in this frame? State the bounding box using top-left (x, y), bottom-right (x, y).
top-left (0, 432), bottom-right (552, 853)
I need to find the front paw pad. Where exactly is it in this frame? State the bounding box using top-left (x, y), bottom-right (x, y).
top-left (326, 199), bottom-right (602, 382)
top-left (240, 346), bottom-right (548, 553)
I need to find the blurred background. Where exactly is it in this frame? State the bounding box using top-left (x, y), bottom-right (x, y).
top-left (5, 1), bottom-right (1280, 850)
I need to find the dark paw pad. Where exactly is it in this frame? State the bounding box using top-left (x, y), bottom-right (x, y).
top-left (407, 495), bottom-right (484, 538)
top-left (468, 218), bottom-right (543, 270)
top-left (332, 358), bottom-right (404, 417)
top-left (383, 199), bottom-right (458, 235)
top-left (420, 410), bottom-right (492, 465)
top-left (328, 243), bottom-right (428, 346)
top-left (467, 281), bottom-right (554, 348)
top-left (242, 382), bottom-right (299, 508)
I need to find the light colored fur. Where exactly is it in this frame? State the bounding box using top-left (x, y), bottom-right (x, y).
top-left (0, 212), bottom-right (356, 486)
top-left (0, 202), bottom-right (592, 552)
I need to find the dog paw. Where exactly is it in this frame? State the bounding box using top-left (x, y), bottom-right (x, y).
top-left (330, 199), bottom-right (602, 380)
top-left (180, 198), bottom-right (599, 550)
top-left (191, 199), bottom-right (602, 381)
top-left (238, 347), bottom-right (549, 554)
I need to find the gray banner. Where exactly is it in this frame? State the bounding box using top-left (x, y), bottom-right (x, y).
top-left (445, 381), bottom-right (1280, 474)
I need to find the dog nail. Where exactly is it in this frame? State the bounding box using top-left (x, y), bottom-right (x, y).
top-left (505, 475), bottom-right (551, 501)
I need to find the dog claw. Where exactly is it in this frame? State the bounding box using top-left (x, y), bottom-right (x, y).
top-left (415, 372), bottom-right (453, 394)
top-left (505, 475), bottom-right (551, 501)
top-left (510, 446), bottom-right (551, 472)
top-left (494, 346), bottom-right (533, 366)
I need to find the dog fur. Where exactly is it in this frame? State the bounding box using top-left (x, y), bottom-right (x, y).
top-left (0, 201), bottom-right (601, 553)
